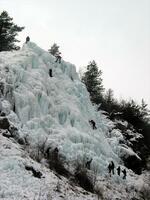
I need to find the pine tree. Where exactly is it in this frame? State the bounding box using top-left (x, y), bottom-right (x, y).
top-left (0, 11), bottom-right (24, 51)
top-left (48, 43), bottom-right (60, 56)
top-left (104, 88), bottom-right (114, 112)
top-left (82, 60), bottom-right (104, 105)
top-left (140, 99), bottom-right (149, 120)
top-left (105, 89), bottom-right (114, 104)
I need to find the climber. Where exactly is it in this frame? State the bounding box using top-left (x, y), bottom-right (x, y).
top-left (89, 120), bottom-right (97, 130)
top-left (122, 169), bottom-right (127, 179)
top-left (49, 69), bottom-right (53, 77)
top-left (0, 100), bottom-right (2, 114)
top-left (55, 52), bottom-right (62, 63)
top-left (45, 146), bottom-right (51, 158)
top-left (108, 163), bottom-right (112, 176)
top-left (117, 166), bottom-right (121, 176)
top-left (85, 158), bottom-right (93, 170)
top-left (26, 36), bottom-right (30, 43)
top-left (111, 161), bottom-right (115, 174)
top-left (53, 147), bottom-right (59, 161)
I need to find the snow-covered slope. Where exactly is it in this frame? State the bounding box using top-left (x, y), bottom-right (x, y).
top-left (0, 42), bottom-right (149, 200)
top-left (0, 132), bottom-right (98, 200)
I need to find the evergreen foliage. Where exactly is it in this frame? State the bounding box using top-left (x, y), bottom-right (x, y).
top-left (120, 99), bottom-right (150, 146)
top-left (0, 11), bottom-right (24, 51)
top-left (102, 93), bottom-right (150, 147)
top-left (82, 60), bottom-right (104, 105)
top-left (48, 43), bottom-right (60, 56)
top-left (119, 99), bottom-right (149, 129)
top-left (101, 89), bottom-right (116, 113)
top-left (81, 60), bottom-right (150, 147)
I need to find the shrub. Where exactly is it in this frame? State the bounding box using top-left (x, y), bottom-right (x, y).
top-left (74, 164), bottom-right (94, 193)
top-left (46, 147), bottom-right (70, 177)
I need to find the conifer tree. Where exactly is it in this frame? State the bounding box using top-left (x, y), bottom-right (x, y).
top-left (140, 99), bottom-right (149, 120)
top-left (48, 43), bottom-right (60, 56)
top-left (104, 88), bottom-right (115, 112)
top-left (82, 60), bottom-right (104, 105)
top-left (105, 89), bottom-right (114, 105)
top-left (0, 11), bottom-right (24, 51)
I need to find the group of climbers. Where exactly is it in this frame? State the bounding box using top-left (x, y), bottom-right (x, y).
top-left (108, 161), bottom-right (127, 179)
top-left (84, 158), bottom-right (126, 180)
top-left (26, 36), bottom-right (61, 78)
top-left (26, 36), bottom-right (62, 64)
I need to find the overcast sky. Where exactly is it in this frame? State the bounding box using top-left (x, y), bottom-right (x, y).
top-left (1, 0), bottom-right (150, 106)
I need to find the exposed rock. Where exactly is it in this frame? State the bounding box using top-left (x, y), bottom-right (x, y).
top-left (121, 147), bottom-right (142, 174)
top-left (0, 117), bottom-right (10, 129)
top-left (9, 125), bottom-right (19, 138)
top-left (17, 137), bottom-right (26, 145)
top-left (0, 112), bottom-right (6, 117)
top-left (2, 130), bottom-right (12, 138)
top-left (25, 165), bottom-right (43, 179)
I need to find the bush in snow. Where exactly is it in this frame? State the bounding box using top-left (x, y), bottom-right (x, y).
top-left (46, 146), bottom-right (70, 177)
top-left (28, 140), bottom-right (47, 163)
top-left (75, 167), bottom-right (94, 193)
top-left (94, 184), bottom-right (104, 200)
top-left (74, 161), bottom-right (94, 193)
top-left (139, 181), bottom-right (150, 200)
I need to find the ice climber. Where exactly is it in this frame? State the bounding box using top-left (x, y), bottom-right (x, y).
top-left (122, 169), bottom-right (127, 179)
top-left (111, 161), bottom-right (115, 174)
top-left (0, 100), bottom-right (2, 114)
top-left (49, 69), bottom-right (53, 77)
top-left (85, 158), bottom-right (93, 170)
top-left (26, 36), bottom-right (30, 43)
top-left (89, 120), bottom-right (97, 130)
top-left (108, 163), bottom-right (112, 176)
top-left (53, 147), bottom-right (59, 161)
top-left (45, 146), bottom-right (51, 158)
top-left (55, 52), bottom-right (62, 63)
top-left (117, 166), bottom-right (121, 176)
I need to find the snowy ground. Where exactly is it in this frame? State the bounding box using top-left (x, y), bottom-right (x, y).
top-left (0, 133), bottom-right (96, 200)
top-left (0, 42), bottom-right (149, 200)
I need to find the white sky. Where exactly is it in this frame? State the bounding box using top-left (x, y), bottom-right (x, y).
top-left (1, 0), bottom-right (150, 106)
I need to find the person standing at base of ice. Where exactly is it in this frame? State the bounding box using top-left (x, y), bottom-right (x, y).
top-left (53, 147), bottom-right (59, 161)
top-left (0, 100), bottom-right (2, 114)
top-left (108, 163), bottom-right (112, 177)
top-left (55, 52), bottom-right (62, 63)
top-left (122, 169), bottom-right (127, 179)
top-left (117, 166), bottom-right (121, 176)
top-left (26, 36), bottom-right (30, 43)
top-left (85, 158), bottom-right (93, 170)
top-left (111, 161), bottom-right (115, 174)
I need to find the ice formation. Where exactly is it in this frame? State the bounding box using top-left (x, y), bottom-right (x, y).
top-left (0, 42), bottom-right (122, 174)
top-left (0, 42), bottom-right (149, 200)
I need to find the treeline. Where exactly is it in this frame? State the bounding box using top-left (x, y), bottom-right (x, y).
top-left (81, 60), bottom-right (150, 147)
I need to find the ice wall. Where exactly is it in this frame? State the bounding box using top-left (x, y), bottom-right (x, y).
top-left (0, 42), bottom-right (120, 174)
